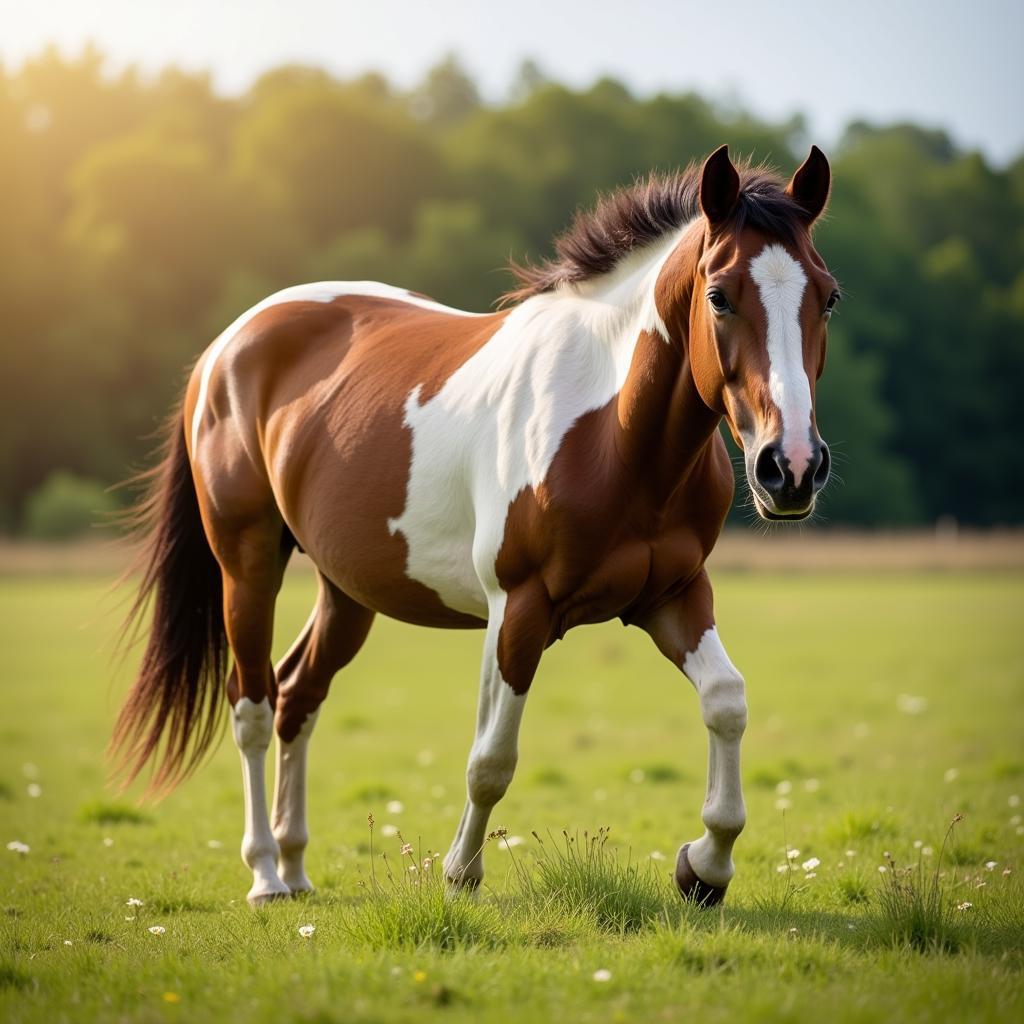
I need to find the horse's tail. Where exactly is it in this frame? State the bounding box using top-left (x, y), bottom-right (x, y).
top-left (110, 407), bottom-right (227, 794)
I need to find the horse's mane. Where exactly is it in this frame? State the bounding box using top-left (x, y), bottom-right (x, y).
top-left (502, 160), bottom-right (805, 305)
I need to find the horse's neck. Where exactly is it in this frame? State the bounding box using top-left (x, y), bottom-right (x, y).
top-left (607, 229), bottom-right (723, 500)
top-left (613, 328), bottom-right (723, 499)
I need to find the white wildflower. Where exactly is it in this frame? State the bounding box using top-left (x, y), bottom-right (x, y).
top-left (786, 848), bottom-right (801, 860)
top-left (6, 841), bottom-right (29, 854)
top-left (943, 768), bottom-right (959, 783)
top-left (298, 924), bottom-right (315, 938)
top-left (416, 750), bottom-right (434, 766)
top-left (913, 840), bottom-right (923, 849)
top-left (649, 850), bottom-right (666, 861)
top-left (63, 940), bottom-right (73, 946)
top-left (1009, 794), bottom-right (1021, 808)
top-left (385, 800), bottom-right (404, 815)
top-left (126, 897), bottom-right (144, 907)
top-left (922, 846), bottom-right (934, 857)
top-left (102, 837), bottom-right (114, 848)
top-left (805, 872), bottom-right (817, 879)
top-left (985, 860), bottom-right (997, 871)
top-left (896, 694), bottom-right (928, 715)
top-left (775, 780), bottom-right (792, 795)
top-left (878, 865), bottom-right (888, 873)
top-left (381, 824), bottom-right (398, 838)
top-left (775, 798), bottom-right (792, 811)
top-left (629, 768), bottom-right (645, 784)
top-left (801, 857), bottom-right (821, 872)
top-left (803, 778), bottom-right (820, 793)
top-left (207, 839), bottom-right (223, 849)
top-left (26, 784), bottom-right (42, 798)
top-left (592, 968), bottom-right (612, 982)
top-left (956, 901), bottom-right (973, 912)
top-left (148, 925), bottom-right (165, 935)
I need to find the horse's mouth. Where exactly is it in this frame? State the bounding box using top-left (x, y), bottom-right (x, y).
top-left (752, 494), bottom-right (814, 522)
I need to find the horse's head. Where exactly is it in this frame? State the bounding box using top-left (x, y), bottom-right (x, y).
top-left (687, 145), bottom-right (837, 521)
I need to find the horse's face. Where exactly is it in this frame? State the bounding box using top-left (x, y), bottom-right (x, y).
top-left (689, 146), bottom-right (837, 521)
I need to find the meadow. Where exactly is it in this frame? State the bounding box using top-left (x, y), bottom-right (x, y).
top-left (1, 561), bottom-right (1022, 1022)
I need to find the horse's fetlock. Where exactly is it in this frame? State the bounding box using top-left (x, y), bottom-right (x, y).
top-left (467, 750), bottom-right (516, 807)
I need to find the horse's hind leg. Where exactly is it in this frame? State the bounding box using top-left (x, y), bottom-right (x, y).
top-left (211, 510), bottom-right (292, 906)
top-left (272, 575), bottom-right (375, 893)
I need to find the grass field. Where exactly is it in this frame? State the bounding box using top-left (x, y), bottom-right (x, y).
top-left (1, 566), bottom-right (1023, 1022)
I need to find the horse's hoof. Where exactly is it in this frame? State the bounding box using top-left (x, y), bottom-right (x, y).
top-left (443, 860), bottom-right (482, 891)
top-left (444, 872), bottom-right (482, 891)
top-left (281, 872), bottom-right (315, 896)
top-left (247, 887), bottom-right (291, 907)
top-left (674, 843), bottom-right (728, 907)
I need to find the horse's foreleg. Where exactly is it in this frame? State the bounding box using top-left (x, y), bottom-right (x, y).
top-left (444, 585), bottom-right (548, 889)
top-left (640, 570), bottom-right (747, 905)
top-left (272, 578), bottom-right (375, 894)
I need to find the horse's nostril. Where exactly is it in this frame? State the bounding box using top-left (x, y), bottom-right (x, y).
top-left (754, 444), bottom-right (786, 493)
top-left (813, 443), bottom-right (830, 491)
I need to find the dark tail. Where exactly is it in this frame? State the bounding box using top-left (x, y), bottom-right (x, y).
top-left (111, 409), bottom-right (227, 794)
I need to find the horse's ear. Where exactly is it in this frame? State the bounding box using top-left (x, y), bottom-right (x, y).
top-left (699, 145), bottom-right (740, 228)
top-left (786, 145), bottom-right (831, 223)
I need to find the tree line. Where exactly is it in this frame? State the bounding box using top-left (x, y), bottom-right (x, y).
top-left (1, 47), bottom-right (1021, 532)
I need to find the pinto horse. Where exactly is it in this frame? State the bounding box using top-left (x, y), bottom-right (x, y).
top-left (113, 144), bottom-right (837, 906)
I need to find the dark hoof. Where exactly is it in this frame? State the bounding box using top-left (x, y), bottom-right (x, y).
top-left (675, 843), bottom-right (728, 907)
top-left (445, 874), bottom-right (481, 892)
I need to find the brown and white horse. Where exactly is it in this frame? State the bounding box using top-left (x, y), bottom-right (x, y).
top-left (114, 145), bottom-right (837, 907)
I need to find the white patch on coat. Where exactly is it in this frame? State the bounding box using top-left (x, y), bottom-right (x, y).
top-left (190, 281), bottom-right (481, 454)
top-left (681, 627), bottom-right (747, 889)
top-left (390, 226), bottom-right (690, 616)
top-left (748, 245), bottom-right (814, 484)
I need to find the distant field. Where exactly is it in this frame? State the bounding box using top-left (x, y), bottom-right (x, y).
top-left (1, 566), bottom-right (1022, 1022)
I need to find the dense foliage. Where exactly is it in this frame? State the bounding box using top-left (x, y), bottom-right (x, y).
top-left (2, 48), bottom-right (1021, 529)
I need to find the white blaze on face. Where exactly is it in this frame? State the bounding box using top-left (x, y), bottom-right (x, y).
top-left (748, 244), bottom-right (814, 484)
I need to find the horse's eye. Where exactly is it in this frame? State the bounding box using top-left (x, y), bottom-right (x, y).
top-left (823, 290), bottom-right (841, 319)
top-left (707, 289), bottom-right (732, 314)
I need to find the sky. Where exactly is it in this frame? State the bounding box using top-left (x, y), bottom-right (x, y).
top-left (3, 0), bottom-right (1022, 163)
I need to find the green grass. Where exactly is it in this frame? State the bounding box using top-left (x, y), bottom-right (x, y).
top-left (1, 569), bottom-right (1022, 1022)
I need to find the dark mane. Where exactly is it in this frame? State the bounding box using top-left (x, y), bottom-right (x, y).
top-left (502, 161), bottom-right (806, 304)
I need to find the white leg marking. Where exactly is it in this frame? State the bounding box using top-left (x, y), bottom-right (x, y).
top-left (444, 593), bottom-right (527, 885)
top-left (272, 709), bottom-right (319, 893)
top-left (749, 244), bottom-right (813, 484)
top-left (232, 697), bottom-right (290, 904)
top-left (682, 627), bottom-right (747, 888)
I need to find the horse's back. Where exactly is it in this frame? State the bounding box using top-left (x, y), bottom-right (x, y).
top-left (186, 282), bottom-right (504, 627)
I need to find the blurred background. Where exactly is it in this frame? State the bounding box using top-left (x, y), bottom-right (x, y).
top-left (1, 0), bottom-right (1022, 538)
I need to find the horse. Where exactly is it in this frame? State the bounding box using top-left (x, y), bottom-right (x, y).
top-left (113, 144), bottom-right (837, 907)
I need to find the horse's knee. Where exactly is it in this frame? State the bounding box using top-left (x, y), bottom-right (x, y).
top-left (700, 672), bottom-right (747, 739)
top-left (466, 748), bottom-right (517, 807)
